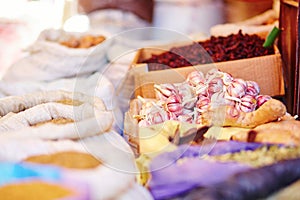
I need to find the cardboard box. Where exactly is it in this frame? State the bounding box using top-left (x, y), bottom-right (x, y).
top-left (124, 98), bottom-right (198, 156)
top-left (124, 99), bottom-right (140, 156)
top-left (132, 44), bottom-right (285, 98)
top-left (125, 42), bottom-right (285, 155)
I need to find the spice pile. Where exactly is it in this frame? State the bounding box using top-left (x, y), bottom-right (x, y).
top-left (210, 145), bottom-right (300, 168)
top-left (142, 30), bottom-right (275, 71)
top-left (59, 35), bottom-right (106, 48)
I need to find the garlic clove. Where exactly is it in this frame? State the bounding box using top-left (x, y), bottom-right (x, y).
top-left (154, 83), bottom-right (178, 100)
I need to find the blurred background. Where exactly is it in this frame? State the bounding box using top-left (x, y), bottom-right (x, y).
top-left (0, 0), bottom-right (279, 77)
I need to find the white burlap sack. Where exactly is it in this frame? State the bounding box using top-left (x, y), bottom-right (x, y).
top-left (0, 90), bottom-right (113, 139)
top-left (0, 73), bottom-right (123, 134)
top-left (0, 131), bottom-right (150, 200)
top-left (0, 90), bottom-right (152, 199)
top-left (2, 29), bottom-right (111, 81)
top-left (0, 72), bottom-right (116, 110)
top-left (210, 9), bottom-right (278, 37)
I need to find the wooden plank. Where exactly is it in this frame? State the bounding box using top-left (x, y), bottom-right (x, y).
top-left (279, 0), bottom-right (299, 114)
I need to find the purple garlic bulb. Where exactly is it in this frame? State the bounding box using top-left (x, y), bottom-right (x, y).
top-left (245, 81), bottom-right (260, 97)
top-left (196, 95), bottom-right (211, 112)
top-left (177, 114), bottom-right (193, 124)
top-left (195, 81), bottom-right (208, 96)
top-left (177, 82), bottom-right (197, 109)
top-left (166, 94), bottom-right (183, 116)
top-left (222, 72), bottom-right (234, 86)
top-left (149, 110), bottom-right (170, 124)
top-left (227, 104), bottom-right (240, 118)
top-left (206, 68), bottom-right (222, 80)
top-left (227, 78), bottom-right (247, 98)
top-left (207, 78), bottom-right (224, 96)
top-left (211, 91), bottom-right (235, 107)
top-left (187, 71), bottom-right (205, 87)
top-left (154, 83), bottom-right (178, 100)
top-left (237, 94), bottom-right (257, 113)
top-left (256, 95), bottom-right (271, 108)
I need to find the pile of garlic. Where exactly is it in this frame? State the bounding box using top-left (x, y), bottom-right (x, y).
top-left (138, 69), bottom-right (271, 126)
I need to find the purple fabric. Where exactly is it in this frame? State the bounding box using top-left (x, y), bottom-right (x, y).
top-left (149, 141), bottom-right (262, 171)
top-left (207, 141), bottom-right (263, 156)
top-left (148, 141), bottom-right (264, 200)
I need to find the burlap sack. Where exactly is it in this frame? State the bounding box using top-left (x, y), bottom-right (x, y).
top-left (0, 90), bottom-right (113, 139)
top-left (3, 29), bottom-right (111, 81)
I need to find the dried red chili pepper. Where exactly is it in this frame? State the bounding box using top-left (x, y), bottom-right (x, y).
top-left (142, 30), bottom-right (275, 71)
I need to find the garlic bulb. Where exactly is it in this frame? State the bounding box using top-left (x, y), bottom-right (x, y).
top-left (187, 71), bottom-right (205, 87)
top-left (227, 78), bottom-right (247, 98)
top-left (246, 81), bottom-right (260, 96)
top-left (256, 95), bottom-right (271, 108)
top-left (237, 94), bottom-right (257, 113)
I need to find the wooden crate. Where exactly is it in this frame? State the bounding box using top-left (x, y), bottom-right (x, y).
top-left (279, 0), bottom-right (299, 114)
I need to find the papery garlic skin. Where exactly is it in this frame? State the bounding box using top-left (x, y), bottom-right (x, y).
top-left (165, 94), bottom-right (183, 116)
top-left (256, 95), bottom-right (271, 108)
top-left (237, 94), bottom-right (257, 113)
top-left (222, 72), bottom-right (234, 86)
top-left (227, 78), bottom-right (247, 98)
top-left (205, 68), bottom-right (222, 81)
top-left (227, 105), bottom-right (240, 118)
top-left (138, 69), bottom-right (269, 126)
top-left (167, 111), bottom-right (177, 121)
top-left (177, 114), bottom-right (193, 123)
top-left (210, 92), bottom-right (237, 115)
top-left (246, 81), bottom-right (260, 97)
top-left (154, 83), bottom-right (178, 100)
top-left (207, 78), bottom-right (224, 96)
top-left (138, 100), bottom-right (170, 126)
top-left (187, 71), bottom-right (205, 87)
top-left (177, 83), bottom-right (197, 109)
top-left (195, 82), bottom-right (208, 96)
top-left (150, 111), bottom-right (170, 125)
top-left (196, 94), bottom-right (210, 108)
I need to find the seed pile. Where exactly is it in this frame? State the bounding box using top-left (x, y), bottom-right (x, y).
top-left (211, 145), bottom-right (300, 168)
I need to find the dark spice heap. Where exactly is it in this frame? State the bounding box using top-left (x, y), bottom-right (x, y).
top-left (142, 30), bottom-right (275, 71)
